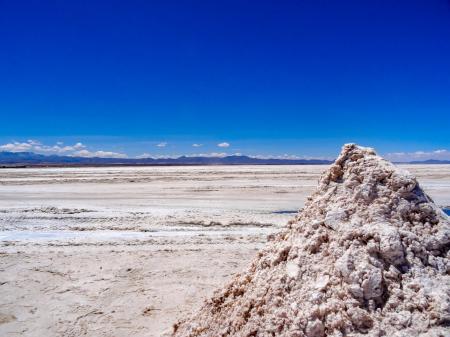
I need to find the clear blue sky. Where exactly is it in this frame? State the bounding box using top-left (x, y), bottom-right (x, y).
top-left (1, 0), bottom-right (449, 159)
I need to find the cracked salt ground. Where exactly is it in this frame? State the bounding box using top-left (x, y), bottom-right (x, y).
top-left (0, 227), bottom-right (274, 242)
top-left (173, 144), bottom-right (450, 337)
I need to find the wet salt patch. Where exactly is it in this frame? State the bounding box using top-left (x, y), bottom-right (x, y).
top-left (0, 227), bottom-right (274, 242)
top-left (272, 209), bottom-right (298, 214)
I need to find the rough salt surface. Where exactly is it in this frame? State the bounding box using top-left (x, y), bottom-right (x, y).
top-left (172, 144), bottom-right (450, 337)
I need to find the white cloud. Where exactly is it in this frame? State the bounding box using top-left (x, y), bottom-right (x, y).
top-left (188, 152), bottom-right (228, 158)
top-left (385, 149), bottom-right (450, 162)
top-left (135, 153), bottom-right (152, 159)
top-left (192, 143), bottom-right (203, 147)
top-left (73, 142), bottom-right (84, 150)
top-left (0, 141), bottom-right (33, 152)
top-left (0, 140), bottom-right (127, 159)
top-left (156, 142), bottom-right (167, 148)
top-left (32, 142), bottom-right (86, 154)
top-left (152, 155), bottom-right (179, 159)
top-left (217, 142), bottom-right (230, 148)
top-left (27, 139), bottom-right (41, 146)
top-left (72, 150), bottom-right (128, 158)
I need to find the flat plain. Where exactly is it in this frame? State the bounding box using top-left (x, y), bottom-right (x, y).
top-left (0, 164), bottom-right (449, 337)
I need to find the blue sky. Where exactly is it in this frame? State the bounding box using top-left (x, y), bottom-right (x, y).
top-left (1, 0), bottom-right (449, 160)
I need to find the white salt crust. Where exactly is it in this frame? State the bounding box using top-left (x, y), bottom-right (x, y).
top-left (173, 144), bottom-right (450, 337)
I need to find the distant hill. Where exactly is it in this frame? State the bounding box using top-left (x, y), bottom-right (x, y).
top-left (406, 159), bottom-right (450, 164)
top-left (2, 151), bottom-right (448, 167)
top-left (0, 151), bottom-right (333, 167)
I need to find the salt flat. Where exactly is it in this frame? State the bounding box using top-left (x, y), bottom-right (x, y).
top-left (0, 164), bottom-right (449, 336)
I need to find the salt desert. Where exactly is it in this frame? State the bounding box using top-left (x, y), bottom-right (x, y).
top-left (0, 164), bottom-right (449, 336)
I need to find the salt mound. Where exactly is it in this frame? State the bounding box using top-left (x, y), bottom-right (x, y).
top-left (172, 144), bottom-right (450, 337)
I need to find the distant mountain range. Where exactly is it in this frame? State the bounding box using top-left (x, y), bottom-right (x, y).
top-left (0, 151), bottom-right (333, 167)
top-left (407, 159), bottom-right (450, 164)
top-left (1, 151), bottom-right (449, 167)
